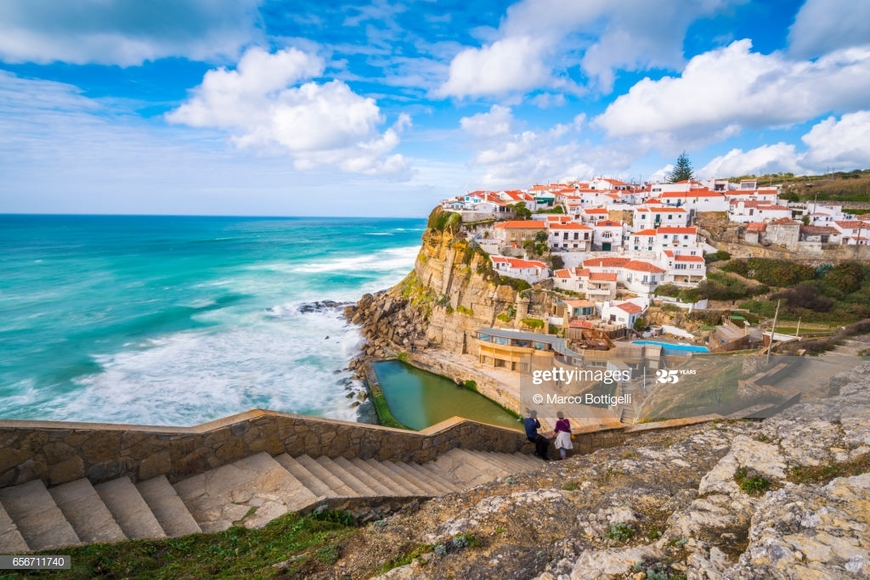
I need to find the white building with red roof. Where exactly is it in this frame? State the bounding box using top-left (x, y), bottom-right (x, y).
top-left (552, 267), bottom-right (618, 301)
top-left (592, 219), bottom-right (626, 251)
top-left (490, 256), bottom-right (550, 283)
top-left (546, 221), bottom-right (593, 251)
top-left (661, 251), bottom-right (706, 284)
top-left (832, 220), bottom-right (870, 245)
top-left (492, 220), bottom-right (546, 246)
top-left (601, 299), bottom-right (648, 327)
top-left (659, 189), bottom-right (728, 212)
top-left (633, 206), bottom-right (689, 230)
top-left (582, 256), bottom-right (666, 295)
top-left (729, 200), bottom-right (792, 223)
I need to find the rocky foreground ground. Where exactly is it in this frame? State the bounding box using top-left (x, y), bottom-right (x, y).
top-left (299, 363), bottom-right (870, 580)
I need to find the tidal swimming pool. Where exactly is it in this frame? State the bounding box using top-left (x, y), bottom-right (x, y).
top-left (372, 360), bottom-right (522, 431)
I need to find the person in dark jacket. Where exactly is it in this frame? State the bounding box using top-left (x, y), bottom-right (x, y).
top-left (524, 410), bottom-right (552, 460)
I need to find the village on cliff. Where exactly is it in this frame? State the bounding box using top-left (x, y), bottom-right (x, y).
top-left (441, 176), bottom-right (870, 335)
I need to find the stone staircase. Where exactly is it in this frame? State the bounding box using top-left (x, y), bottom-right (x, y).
top-left (0, 448), bottom-right (539, 553)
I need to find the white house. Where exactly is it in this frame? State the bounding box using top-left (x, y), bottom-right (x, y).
top-left (547, 222), bottom-right (593, 251)
top-left (633, 206), bottom-right (689, 230)
top-left (579, 207), bottom-right (611, 225)
top-left (601, 299), bottom-right (647, 328)
top-left (659, 189), bottom-right (728, 212)
top-left (729, 201), bottom-right (792, 223)
top-left (492, 220), bottom-right (547, 246)
top-left (832, 220), bottom-right (870, 245)
top-left (592, 220), bottom-right (626, 251)
top-left (655, 226), bottom-right (701, 252)
top-left (490, 256), bottom-right (550, 283)
top-left (661, 251), bottom-right (706, 285)
top-left (553, 268), bottom-right (618, 301)
top-left (622, 260), bottom-right (666, 295)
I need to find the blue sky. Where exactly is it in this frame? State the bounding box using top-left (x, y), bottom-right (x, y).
top-left (1, 0), bottom-right (869, 217)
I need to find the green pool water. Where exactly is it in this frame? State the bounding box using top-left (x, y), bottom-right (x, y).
top-left (372, 361), bottom-right (522, 431)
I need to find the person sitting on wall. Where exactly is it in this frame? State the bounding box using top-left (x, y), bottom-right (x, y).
top-left (553, 411), bottom-right (573, 460)
top-left (524, 410), bottom-right (553, 460)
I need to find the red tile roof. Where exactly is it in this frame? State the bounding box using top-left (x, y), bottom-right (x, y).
top-left (617, 302), bottom-right (644, 314)
top-left (549, 222), bottom-right (592, 230)
top-left (657, 226), bottom-right (697, 235)
top-left (633, 229), bottom-right (658, 236)
top-left (494, 220), bottom-right (546, 229)
top-left (675, 255), bottom-right (705, 262)
top-left (568, 319), bottom-right (595, 329)
top-left (624, 260), bottom-right (666, 273)
top-left (595, 220), bottom-right (623, 227)
top-left (563, 299), bottom-right (597, 308)
top-left (584, 257), bottom-right (631, 268)
top-left (588, 272), bottom-right (617, 282)
top-left (491, 256), bottom-right (547, 269)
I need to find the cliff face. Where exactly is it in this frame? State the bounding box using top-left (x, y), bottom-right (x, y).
top-left (346, 210), bottom-right (557, 363)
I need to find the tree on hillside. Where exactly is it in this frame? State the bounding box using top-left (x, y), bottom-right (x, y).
top-left (513, 201), bottom-right (532, 220)
top-left (669, 152), bottom-right (694, 183)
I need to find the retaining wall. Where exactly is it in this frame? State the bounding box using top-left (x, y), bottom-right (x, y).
top-left (0, 411), bottom-right (718, 490)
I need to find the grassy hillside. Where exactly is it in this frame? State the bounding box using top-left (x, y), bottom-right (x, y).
top-left (728, 169), bottom-right (870, 203)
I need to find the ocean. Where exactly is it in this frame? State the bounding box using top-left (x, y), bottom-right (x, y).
top-left (0, 215), bottom-right (425, 426)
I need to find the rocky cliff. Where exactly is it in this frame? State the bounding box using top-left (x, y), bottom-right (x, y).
top-left (345, 209), bottom-right (558, 370)
top-left (307, 362), bottom-right (870, 579)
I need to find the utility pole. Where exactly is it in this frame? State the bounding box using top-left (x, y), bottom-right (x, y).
top-left (766, 299), bottom-right (780, 365)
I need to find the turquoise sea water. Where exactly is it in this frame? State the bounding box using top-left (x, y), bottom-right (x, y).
top-left (0, 215), bottom-right (425, 426)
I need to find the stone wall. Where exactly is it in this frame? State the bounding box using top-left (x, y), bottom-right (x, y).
top-left (0, 411), bottom-right (529, 489)
top-left (0, 409), bottom-right (715, 491)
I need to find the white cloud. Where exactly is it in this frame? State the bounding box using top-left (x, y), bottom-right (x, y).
top-left (595, 40), bottom-right (870, 146)
top-left (0, 72), bottom-right (437, 216)
top-left (788, 0), bottom-right (870, 58)
top-left (699, 143), bottom-right (802, 179)
top-left (801, 111), bottom-right (870, 169)
top-left (699, 111), bottom-right (870, 178)
top-left (458, 108), bottom-right (614, 187)
top-left (167, 47), bottom-right (411, 175)
top-left (437, 0), bottom-right (738, 97)
top-left (0, 0), bottom-right (263, 66)
top-left (459, 105), bottom-right (515, 138)
top-left (436, 36), bottom-right (550, 98)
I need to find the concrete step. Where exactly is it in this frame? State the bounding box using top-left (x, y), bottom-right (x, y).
top-left (332, 457), bottom-right (396, 496)
top-left (95, 476), bottom-right (165, 541)
top-left (365, 459), bottom-right (429, 496)
top-left (0, 480), bottom-right (80, 551)
top-left (173, 452), bottom-right (317, 533)
top-left (274, 454), bottom-right (335, 499)
top-left (465, 450), bottom-right (518, 474)
top-left (387, 461), bottom-right (449, 495)
top-left (137, 476), bottom-right (202, 537)
top-left (486, 451), bottom-right (532, 473)
top-left (294, 455), bottom-right (357, 497)
top-left (400, 462), bottom-right (460, 494)
top-left (349, 458), bottom-right (416, 496)
top-left (50, 478), bottom-right (126, 544)
top-left (510, 452), bottom-right (544, 470)
top-left (381, 461), bottom-right (442, 495)
top-left (432, 449), bottom-right (505, 488)
top-left (315, 457), bottom-right (377, 496)
top-left (0, 496), bottom-right (30, 553)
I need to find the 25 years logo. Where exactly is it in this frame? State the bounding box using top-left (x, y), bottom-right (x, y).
top-left (656, 369), bottom-right (680, 384)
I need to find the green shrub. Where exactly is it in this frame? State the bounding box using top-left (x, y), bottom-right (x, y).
top-left (521, 317), bottom-right (544, 330)
top-left (735, 467), bottom-right (770, 496)
top-left (608, 523), bottom-right (634, 542)
top-left (654, 283), bottom-right (681, 298)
